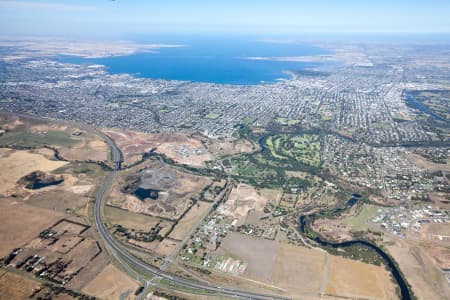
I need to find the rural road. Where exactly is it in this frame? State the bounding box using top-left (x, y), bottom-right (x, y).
top-left (92, 129), bottom-right (292, 300)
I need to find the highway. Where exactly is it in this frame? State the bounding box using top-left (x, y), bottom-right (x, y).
top-left (93, 131), bottom-right (291, 300)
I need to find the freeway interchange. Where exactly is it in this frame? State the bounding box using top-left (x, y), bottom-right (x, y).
top-left (93, 131), bottom-right (290, 300)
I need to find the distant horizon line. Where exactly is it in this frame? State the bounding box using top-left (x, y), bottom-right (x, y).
top-left (1, 32), bottom-right (450, 48)
top-left (2, 31), bottom-right (450, 37)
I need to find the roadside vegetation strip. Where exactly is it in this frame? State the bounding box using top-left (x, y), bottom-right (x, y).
top-left (157, 278), bottom-right (218, 296)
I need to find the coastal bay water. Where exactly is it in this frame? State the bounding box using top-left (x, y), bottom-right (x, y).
top-left (59, 37), bottom-right (328, 85)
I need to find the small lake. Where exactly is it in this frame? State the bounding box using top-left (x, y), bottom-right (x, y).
top-left (59, 37), bottom-right (329, 85)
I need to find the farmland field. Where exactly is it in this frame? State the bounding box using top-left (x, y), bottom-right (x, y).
top-left (27, 190), bottom-right (90, 213)
top-left (220, 231), bottom-right (398, 299)
top-left (0, 114), bottom-right (109, 163)
top-left (82, 264), bottom-right (139, 300)
top-left (0, 148), bottom-right (68, 194)
top-left (169, 201), bottom-right (210, 240)
top-left (104, 205), bottom-right (173, 236)
top-left (0, 197), bottom-right (63, 257)
top-left (325, 255), bottom-right (397, 299)
top-left (0, 271), bottom-right (41, 300)
top-left (0, 130), bottom-right (76, 148)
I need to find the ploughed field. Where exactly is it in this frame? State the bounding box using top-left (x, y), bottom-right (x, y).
top-left (0, 113), bottom-right (140, 300)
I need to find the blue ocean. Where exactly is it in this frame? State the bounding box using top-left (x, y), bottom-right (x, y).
top-left (60, 37), bottom-right (329, 85)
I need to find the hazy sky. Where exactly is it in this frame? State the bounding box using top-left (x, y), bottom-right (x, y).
top-left (1, 0), bottom-right (449, 38)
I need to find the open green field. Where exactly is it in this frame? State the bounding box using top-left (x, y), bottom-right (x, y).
top-left (227, 155), bottom-right (280, 185)
top-left (223, 154), bottom-right (309, 191)
top-left (159, 107), bottom-right (176, 113)
top-left (205, 112), bottom-right (221, 120)
top-left (265, 134), bottom-right (321, 167)
top-left (274, 117), bottom-right (301, 125)
top-left (242, 117), bottom-right (256, 125)
top-left (343, 204), bottom-right (379, 228)
top-left (54, 161), bottom-right (107, 178)
top-left (0, 129), bottom-right (76, 148)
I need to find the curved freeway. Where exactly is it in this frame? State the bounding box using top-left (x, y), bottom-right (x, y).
top-left (93, 132), bottom-right (290, 300)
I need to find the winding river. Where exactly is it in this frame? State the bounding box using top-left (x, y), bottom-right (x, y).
top-left (299, 213), bottom-right (412, 300)
top-left (256, 132), bottom-right (412, 299)
top-left (405, 92), bottom-right (447, 123)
